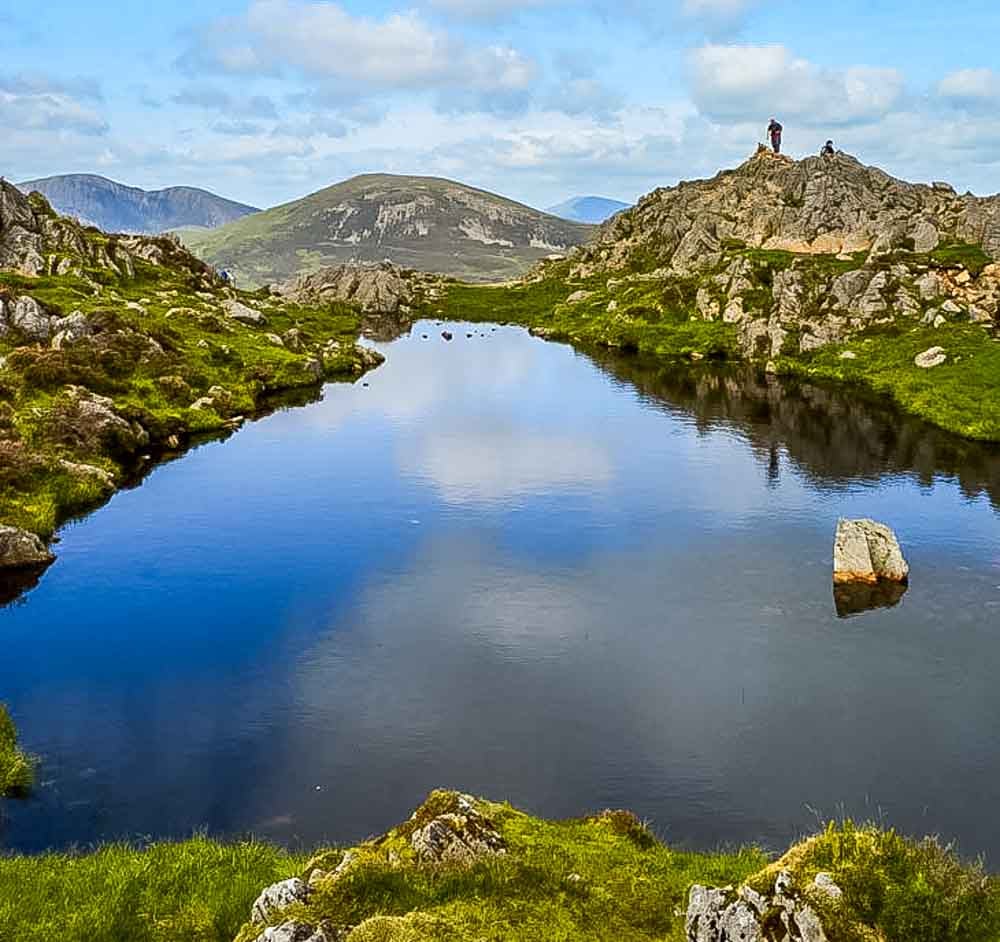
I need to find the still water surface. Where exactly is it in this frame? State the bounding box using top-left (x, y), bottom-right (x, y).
top-left (2, 321), bottom-right (1000, 859)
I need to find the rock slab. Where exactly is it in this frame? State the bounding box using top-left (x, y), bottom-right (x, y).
top-left (0, 525), bottom-right (54, 570)
top-left (833, 518), bottom-right (909, 585)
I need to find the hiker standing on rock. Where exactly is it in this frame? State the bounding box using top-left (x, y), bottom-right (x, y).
top-left (821, 140), bottom-right (835, 157)
top-left (767, 118), bottom-right (783, 154)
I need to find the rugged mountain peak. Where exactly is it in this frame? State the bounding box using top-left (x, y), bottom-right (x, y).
top-left (580, 148), bottom-right (1000, 277)
top-left (181, 173), bottom-right (594, 286)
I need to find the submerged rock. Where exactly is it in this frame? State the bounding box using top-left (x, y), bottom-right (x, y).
top-left (0, 525), bottom-right (54, 571)
top-left (833, 518), bottom-right (909, 585)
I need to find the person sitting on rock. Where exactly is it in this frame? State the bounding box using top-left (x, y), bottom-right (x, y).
top-left (767, 118), bottom-right (783, 154)
top-left (821, 140), bottom-right (835, 157)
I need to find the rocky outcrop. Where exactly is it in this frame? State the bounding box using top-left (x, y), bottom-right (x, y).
top-left (0, 179), bottom-right (218, 285)
top-left (583, 149), bottom-right (1000, 276)
top-left (251, 878), bottom-right (312, 925)
top-left (408, 792), bottom-right (507, 864)
top-left (0, 525), bottom-right (54, 571)
top-left (278, 262), bottom-right (424, 315)
top-left (833, 518), bottom-right (909, 585)
top-left (570, 149), bottom-right (1000, 359)
top-left (687, 869), bottom-right (840, 942)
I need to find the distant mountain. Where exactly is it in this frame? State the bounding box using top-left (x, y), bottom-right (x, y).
top-left (180, 173), bottom-right (595, 285)
top-left (16, 174), bottom-right (259, 235)
top-left (546, 196), bottom-right (630, 224)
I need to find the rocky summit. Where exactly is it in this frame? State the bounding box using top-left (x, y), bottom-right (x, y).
top-left (569, 148), bottom-right (1000, 360)
top-left (181, 173), bottom-right (593, 286)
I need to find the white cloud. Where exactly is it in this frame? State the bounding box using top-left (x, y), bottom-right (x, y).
top-left (689, 44), bottom-right (904, 127)
top-left (402, 425), bottom-right (614, 503)
top-left (0, 74), bottom-right (108, 135)
top-left (938, 68), bottom-right (1000, 105)
top-left (183, 0), bottom-right (538, 99)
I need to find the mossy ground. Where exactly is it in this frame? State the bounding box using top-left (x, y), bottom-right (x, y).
top-left (428, 251), bottom-right (1000, 442)
top-left (434, 262), bottom-right (737, 360)
top-left (0, 704), bottom-right (33, 796)
top-left (0, 261), bottom-right (371, 537)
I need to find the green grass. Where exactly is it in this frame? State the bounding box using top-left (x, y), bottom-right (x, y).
top-left (435, 264), bottom-right (738, 361)
top-left (0, 704), bottom-right (33, 797)
top-left (2, 792), bottom-right (997, 941)
top-left (237, 792), bottom-right (1000, 942)
top-left (775, 322), bottom-right (1000, 440)
top-left (0, 837), bottom-right (305, 942)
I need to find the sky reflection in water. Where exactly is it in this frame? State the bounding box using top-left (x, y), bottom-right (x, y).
top-left (2, 322), bottom-right (1000, 861)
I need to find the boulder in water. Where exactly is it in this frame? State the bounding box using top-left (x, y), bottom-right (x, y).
top-left (833, 518), bottom-right (909, 585)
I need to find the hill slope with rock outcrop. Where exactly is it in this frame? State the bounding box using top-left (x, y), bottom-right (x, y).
top-left (17, 174), bottom-right (259, 235)
top-left (0, 179), bottom-right (387, 582)
top-left (433, 149), bottom-right (1000, 441)
top-left (180, 173), bottom-right (593, 286)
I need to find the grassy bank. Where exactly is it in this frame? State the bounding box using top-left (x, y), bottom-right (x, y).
top-left (0, 261), bottom-right (376, 540)
top-left (429, 257), bottom-right (1000, 442)
top-left (2, 792), bottom-right (996, 941)
top-left (0, 838), bottom-right (305, 942)
top-left (0, 704), bottom-right (32, 796)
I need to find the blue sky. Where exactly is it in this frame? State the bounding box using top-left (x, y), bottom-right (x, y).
top-left (3, 0), bottom-right (1000, 209)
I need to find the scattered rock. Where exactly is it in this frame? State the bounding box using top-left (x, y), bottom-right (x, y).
top-left (253, 922), bottom-right (334, 942)
top-left (251, 878), bottom-right (312, 925)
top-left (914, 346), bottom-right (947, 368)
top-left (565, 290), bottom-right (593, 304)
top-left (833, 518), bottom-right (909, 586)
top-left (441, 331), bottom-right (453, 341)
top-left (279, 261), bottom-right (418, 315)
top-left (686, 869), bottom-right (837, 942)
top-left (223, 299), bottom-right (268, 327)
top-left (838, 350), bottom-right (857, 360)
top-left (0, 525), bottom-right (54, 571)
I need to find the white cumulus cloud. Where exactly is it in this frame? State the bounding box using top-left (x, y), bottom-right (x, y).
top-left (688, 44), bottom-right (904, 127)
top-left (938, 68), bottom-right (1000, 105)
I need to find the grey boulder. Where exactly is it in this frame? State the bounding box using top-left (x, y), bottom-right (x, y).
top-left (833, 518), bottom-right (909, 585)
top-left (0, 525), bottom-right (54, 570)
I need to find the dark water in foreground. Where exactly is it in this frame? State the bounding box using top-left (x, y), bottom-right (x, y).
top-left (3, 321), bottom-right (1000, 860)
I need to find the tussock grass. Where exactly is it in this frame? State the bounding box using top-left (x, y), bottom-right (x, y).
top-left (0, 837), bottom-right (304, 942)
top-left (0, 704), bottom-right (33, 796)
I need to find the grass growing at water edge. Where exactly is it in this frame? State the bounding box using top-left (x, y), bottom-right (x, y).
top-left (0, 704), bottom-right (33, 797)
top-left (0, 837), bottom-right (305, 942)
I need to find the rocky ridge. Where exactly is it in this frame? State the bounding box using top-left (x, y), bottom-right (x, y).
top-left (17, 173), bottom-right (259, 235)
top-left (567, 148), bottom-right (1000, 360)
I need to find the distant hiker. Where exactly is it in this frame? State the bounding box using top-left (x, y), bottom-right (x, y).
top-left (219, 269), bottom-right (235, 287)
top-left (767, 118), bottom-right (783, 154)
top-left (821, 140), bottom-right (835, 157)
